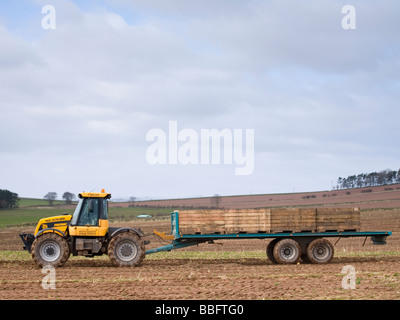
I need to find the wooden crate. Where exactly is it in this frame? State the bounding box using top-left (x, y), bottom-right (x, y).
top-left (270, 208), bottom-right (317, 233)
top-left (177, 207), bottom-right (361, 235)
top-left (316, 207), bottom-right (360, 232)
top-left (178, 210), bottom-right (225, 234)
top-left (224, 209), bottom-right (271, 233)
top-left (178, 209), bottom-right (271, 235)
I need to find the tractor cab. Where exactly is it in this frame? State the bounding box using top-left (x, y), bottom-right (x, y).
top-left (69, 190), bottom-right (111, 237)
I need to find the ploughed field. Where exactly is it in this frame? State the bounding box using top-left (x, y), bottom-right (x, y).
top-left (0, 208), bottom-right (399, 300)
top-left (125, 184), bottom-right (400, 210)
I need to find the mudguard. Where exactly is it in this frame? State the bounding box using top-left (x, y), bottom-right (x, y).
top-left (35, 228), bottom-right (68, 238)
top-left (108, 227), bottom-right (144, 239)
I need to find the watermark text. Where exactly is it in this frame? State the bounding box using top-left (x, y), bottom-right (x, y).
top-left (41, 265), bottom-right (56, 290)
top-left (146, 121), bottom-right (255, 175)
top-left (342, 5), bottom-right (356, 30)
top-left (341, 265), bottom-right (356, 290)
top-left (42, 5), bottom-right (56, 30)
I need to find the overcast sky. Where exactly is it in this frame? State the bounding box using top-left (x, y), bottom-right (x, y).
top-left (0, 0), bottom-right (399, 200)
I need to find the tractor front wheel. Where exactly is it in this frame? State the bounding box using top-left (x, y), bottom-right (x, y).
top-left (31, 233), bottom-right (70, 268)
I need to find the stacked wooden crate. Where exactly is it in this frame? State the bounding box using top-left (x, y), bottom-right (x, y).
top-left (178, 210), bottom-right (225, 235)
top-left (178, 209), bottom-right (271, 235)
top-left (177, 207), bottom-right (360, 235)
top-left (316, 207), bottom-right (360, 232)
top-left (269, 208), bottom-right (316, 233)
top-left (224, 209), bottom-right (270, 233)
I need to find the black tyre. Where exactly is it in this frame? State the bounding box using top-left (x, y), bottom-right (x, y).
top-left (306, 238), bottom-right (334, 264)
top-left (31, 233), bottom-right (70, 268)
top-left (108, 232), bottom-right (145, 267)
top-left (266, 239), bottom-right (279, 263)
top-left (273, 239), bottom-right (301, 264)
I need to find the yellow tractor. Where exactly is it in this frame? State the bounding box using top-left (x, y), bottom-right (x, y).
top-left (19, 190), bottom-right (147, 267)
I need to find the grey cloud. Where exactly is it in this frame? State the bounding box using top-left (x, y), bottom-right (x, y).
top-left (0, 1), bottom-right (399, 198)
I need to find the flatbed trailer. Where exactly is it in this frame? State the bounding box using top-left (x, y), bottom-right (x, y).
top-left (146, 211), bottom-right (392, 264)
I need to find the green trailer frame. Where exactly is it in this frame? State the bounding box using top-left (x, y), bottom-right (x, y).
top-left (146, 211), bottom-right (392, 261)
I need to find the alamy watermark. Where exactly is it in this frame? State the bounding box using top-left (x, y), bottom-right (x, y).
top-left (41, 5), bottom-right (56, 30)
top-left (39, 4), bottom-right (355, 31)
top-left (41, 265), bottom-right (56, 290)
top-left (341, 265), bottom-right (356, 290)
top-left (146, 121), bottom-right (255, 175)
top-left (341, 5), bottom-right (356, 30)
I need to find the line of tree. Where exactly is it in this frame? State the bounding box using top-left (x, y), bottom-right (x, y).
top-left (0, 189), bottom-right (19, 209)
top-left (337, 168), bottom-right (400, 189)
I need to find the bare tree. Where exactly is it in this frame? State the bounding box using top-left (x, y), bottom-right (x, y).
top-left (129, 196), bottom-right (136, 207)
top-left (62, 192), bottom-right (76, 205)
top-left (44, 192), bottom-right (58, 206)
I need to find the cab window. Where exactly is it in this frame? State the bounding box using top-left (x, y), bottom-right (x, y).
top-left (100, 199), bottom-right (108, 220)
top-left (77, 198), bottom-right (100, 226)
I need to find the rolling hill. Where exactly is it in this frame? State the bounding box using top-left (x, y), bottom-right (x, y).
top-left (111, 184), bottom-right (400, 210)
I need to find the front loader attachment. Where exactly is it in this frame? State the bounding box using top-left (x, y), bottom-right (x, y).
top-left (19, 233), bottom-right (35, 253)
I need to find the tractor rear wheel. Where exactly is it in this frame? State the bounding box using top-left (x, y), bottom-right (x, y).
top-left (108, 232), bottom-right (145, 267)
top-left (31, 233), bottom-right (70, 268)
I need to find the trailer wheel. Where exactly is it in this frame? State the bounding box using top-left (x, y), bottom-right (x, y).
top-left (31, 233), bottom-right (70, 268)
top-left (273, 239), bottom-right (301, 264)
top-left (266, 239), bottom-right (279, 264)
top-left (108, 232), bottom-right (145, 267)
top-left (306, 238), bottom-right (334, 264)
